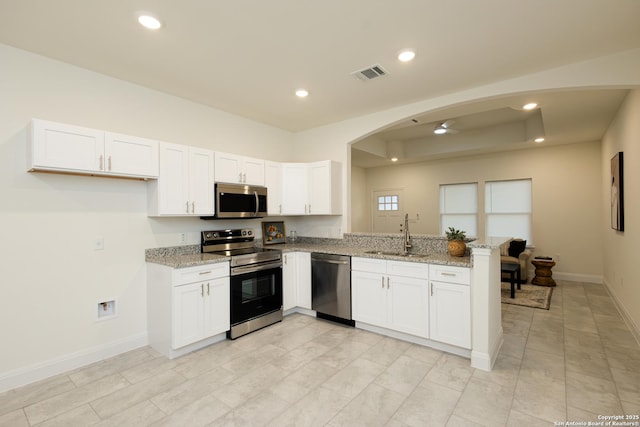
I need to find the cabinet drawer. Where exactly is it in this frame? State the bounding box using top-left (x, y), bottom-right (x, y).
top-left (352, 257), bottom-right (386, 274)
top-left (172, 262), bottom-right (229, 286)
top-left (387, 261), bottom-right (429, 279)
top-left (429, 265), bottom-right (470, 285)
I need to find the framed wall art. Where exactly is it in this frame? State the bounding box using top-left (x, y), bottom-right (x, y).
top-left (611, 152), bottom-right (624, 231)
top-left (262, 221), bottom-right (286, 245)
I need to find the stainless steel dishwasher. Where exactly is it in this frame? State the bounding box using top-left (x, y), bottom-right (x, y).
top-left (311, 253), bottom-right (354, 326)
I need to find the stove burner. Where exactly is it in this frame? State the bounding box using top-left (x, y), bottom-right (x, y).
top-left (201, 228), bottom-right (281, 267)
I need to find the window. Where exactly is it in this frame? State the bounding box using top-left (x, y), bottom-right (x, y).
top-left (440, 183), bottom-right (478, 237)
top-left (377, 195), bottom-right (399, 211)
top-left (485, 179), bottom-right (532, 242)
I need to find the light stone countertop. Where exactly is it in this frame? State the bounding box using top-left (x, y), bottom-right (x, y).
top-left (145, 242), bottom-right (472, 269)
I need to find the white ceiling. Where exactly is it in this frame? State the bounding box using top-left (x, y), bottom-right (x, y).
top-left (1, 0), bottom-right (639, 132)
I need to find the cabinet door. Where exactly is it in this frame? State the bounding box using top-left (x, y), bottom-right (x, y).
top-left (158, 142), bottom-right (190, 215)
top-left (214, 152), bottom-right (242, 183)
top-left (104, 132), bottom-right (159, 178)
top-left (30, 119), bottom-right (104, 173)
top-left (243, 157), bottom-right (265, 186)
top-left (265, 161), bottom-right (283, 215)
top-left (282, 253), bottom-right (298, 311)
top-left (308, 160), bottom-right (342, 215)
top-left (281, 163), bottom-right (309, 215)
top-left (189, 147), bottom-right (215, 215)
top-left (387, 275), bottom-right (429, 338)
top-left (296, 252), bottom-right (312, 310)
top-left (203, 277), bottom-right (230, 337)
top-left (173, 282), bottom-right (205, 348)
top-left (308, 161), bottom-right (330, 214)
top-left (352, 271), bottom-right (386, 328)
top-left (429, 281), bottom-right (471, 348)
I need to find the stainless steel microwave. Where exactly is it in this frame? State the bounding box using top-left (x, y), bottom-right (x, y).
top-left (204, 183), bottom-right (267, 219)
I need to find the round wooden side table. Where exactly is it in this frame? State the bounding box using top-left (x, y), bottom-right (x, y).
top-left (532, 259), bottom-right (556, 287)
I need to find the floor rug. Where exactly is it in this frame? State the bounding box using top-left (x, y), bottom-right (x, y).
top-left (501, 283), bottom-right (553, 310)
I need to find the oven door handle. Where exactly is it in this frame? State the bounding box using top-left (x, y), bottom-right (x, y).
top-left (231, 260), bottom-right (282, 276)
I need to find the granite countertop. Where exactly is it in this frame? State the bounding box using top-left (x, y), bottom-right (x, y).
top-left (270, 243), bottom-right (472, 267)
top-left (145, 242), bottom-right (472, 269)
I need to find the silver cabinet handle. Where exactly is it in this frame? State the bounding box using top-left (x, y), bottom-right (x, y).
top-left (308, 204), bottom-right (311, 214)
top-left (198, 271), bottom-right (212, 275)
top-left (381, 277), bottom-right (384, 288)
top-left (201, 284), bottom-right (204, 297)
top-left (191, 201), bottom-right (195, 213)
top-left (279, 204), bottom-right (282, 214)
top-left (442, 272), bottom-right (456, 277)
top-left (99, 155), bottom-right (104, 170)
top-left (185, 201), bottom-right (189, 213)
top-left (108, 156), bottom-right (112, 171)
top-left (284, 254), bottom-right (287, 265)
top-left (243, 173), bottom-right (247, 183)
top-left (207, 283), bottom-right (210, 296)
top-left (387, 277), bottom-right (390, 289)
top-left (430, 282), bottom-right (434, 296)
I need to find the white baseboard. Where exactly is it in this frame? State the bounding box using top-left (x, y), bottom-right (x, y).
top-left (471, 328), bottom-right (503, 372)
top-left (602, 280), bottom-right (640, 347)
top-left (0, 332), bottom-right (148, 393)
top-left (552, 272), bottom-right (603, 284)
top-left (354, 322), bottom-right (471, 359)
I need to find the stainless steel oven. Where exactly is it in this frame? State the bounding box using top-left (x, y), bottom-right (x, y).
top-left (201, 228), bottom-right (282, 339)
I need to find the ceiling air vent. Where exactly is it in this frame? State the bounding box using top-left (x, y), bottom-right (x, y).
top-left (351, 64), bottom-right (389, 81)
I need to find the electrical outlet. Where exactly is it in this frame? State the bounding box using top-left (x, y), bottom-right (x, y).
top-left (180, 233), bottom-right (186, 244)
top-left (94, 237), bottom-right (104, 251)
top-left (555, 253), bottom-right (560, 262)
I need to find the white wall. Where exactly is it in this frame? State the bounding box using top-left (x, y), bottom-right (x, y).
top-left (0, 43), bottom-right (294, 389)
top-left (601, 89), bottom-right (640, 338)
top-left (353, 141), bottom-right (604, 280)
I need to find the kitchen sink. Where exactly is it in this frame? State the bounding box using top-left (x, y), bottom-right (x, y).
top-left (364, 250), bottom-right (430, 258)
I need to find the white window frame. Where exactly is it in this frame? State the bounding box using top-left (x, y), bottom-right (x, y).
top-left (439, 183), bottom-right (478, 237)
top-left (377, 194), bottom-right (399, 212)
top-left (485, 178), bottom-right (532, 243)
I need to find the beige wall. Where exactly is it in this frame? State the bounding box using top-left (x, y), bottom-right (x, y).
top-left (601, 89), bottom-right (640, 336)
top-left (352, 141), bottom-right (603, 280)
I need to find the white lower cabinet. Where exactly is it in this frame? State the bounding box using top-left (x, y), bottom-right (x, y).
top-left (352, 257), bottom-right (429, 338)
top-left (429, 265), bottom-right (471, 349)
top-left (282, 252), bottom-right (311, 310)
top-left (147, 261), bottom-right (230, 358)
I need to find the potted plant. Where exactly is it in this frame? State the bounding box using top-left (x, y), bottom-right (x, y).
top-left (446, 227), bottom-right (467, 257)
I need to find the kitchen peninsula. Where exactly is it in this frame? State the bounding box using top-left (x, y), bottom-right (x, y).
top-left (146, 232), bottom-right (506, 371)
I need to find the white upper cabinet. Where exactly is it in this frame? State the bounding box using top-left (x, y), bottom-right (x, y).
top-left (214, 152), bottom-right (265, 186)
top-left (281, 163), bottom-right (309, 215)
top-left (265, 161), bottom-right (283, 215)
top-left (281, 160), bottom-right (342, 216)
top-left (28, 119), bottom-right (159, 179)
top-left (308, 160), bottom-right (342, 215)
top-left (104, 132), bottom-right (159, 178)
top-left (148, 142), bottom-right (215, 216)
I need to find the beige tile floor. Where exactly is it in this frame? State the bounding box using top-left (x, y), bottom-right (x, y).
top-left (1, 280), bottom-right (639, 426)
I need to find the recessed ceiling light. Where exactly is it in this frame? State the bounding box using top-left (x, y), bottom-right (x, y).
top-left (137, 14), bottom-right (162, 30)
top-left (534, 137), bottom-right (545, 143)
top-left (522, 102), bottom-right (538, 110)
top-left (398, 49), bottom-right (416, 62)
top-left (295, 89), bottom-right (309, 98)
top-left (391, 157), bottom-right (398, 162)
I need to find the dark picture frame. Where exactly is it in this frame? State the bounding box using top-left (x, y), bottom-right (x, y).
top-left (611, 152), bottom-right (624, 231)
top-left (262, 221), bottom-right (286, 245)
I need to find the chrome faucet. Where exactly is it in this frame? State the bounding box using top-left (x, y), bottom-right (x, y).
top-left (403, 213), bottom-right (412, 255)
